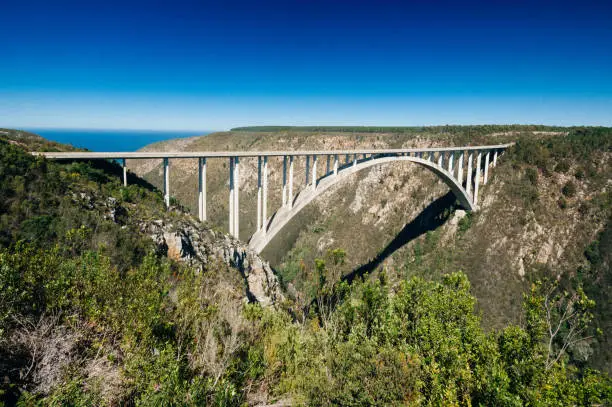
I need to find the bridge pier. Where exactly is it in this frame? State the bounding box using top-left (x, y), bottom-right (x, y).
top-left (282, 156), bottom-right (288, 207)
top-left (263, 156), bottom-right (268, 233)
top-left (312, 155), bottom-right (318, 187)
top-left (305, 155), bottom-right (310, 185)
top-left (257, 156), bottom-right (262, 230)
top-left (333, 154), bottom-right (339, 176)
top-left (447, 152), bottom-right (454, 173)
top-left (289, 156), bottom-right (294, 208)
top-left (474, 152), bottom-right (481, 206)
top-left (234, 157), bottom-right (240, 238)
top-left (458, 152), bottom-right (464, 185)
top-left (493, 150), bottom-right (498, 167)
top-left (229, 157), bottom-right (234, 235)
top-left (326, 155), bottom-right (331, 175)
top-left (198, 157), bottom-right (207, 221)
top-left (163, 158), bottom-right (170, 207)
top-left (122, 158), bottom-right (127, 187)
top-left (438, 152), bottom-right (444, 168)
top-left (484, 151), bottom-right (490, 184)
top-left (466, 152), bottom-right (473, 195)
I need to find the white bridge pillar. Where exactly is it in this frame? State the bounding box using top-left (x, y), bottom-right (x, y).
top-left (257, 156), bottom-right (262, 231)
top-left (333, 154), bottom-right (339, 176)
top-left (122, 158), bottom-right (127, 187)
top-left (493, 150), bottom-right (498, 167)
top-left (466, 152), bottom-right (473, 195)
top-left (262, 156), bottom-right (268, 234)
top-left (198, 158), bottom-right (207, 221)
top-left (326, 155), bottom-right (331, 175)
top-left (234, 157), bottom-right (240, 238)
top-left (474, 152), bottom-right (481, 207)
top-left (312, 155), bottom-right (317, 187)
top-left (305, 155), bottom-right (310, 185)
top-left (484, 151), bottom-right (490, 185)
top-left (457, 152), bottom-right (464, 185)
top-left (163, 158), bottom-right (170, 207)
top-left (438, 152), bottom-right (444, 168)
top-left (447, 152), bottom-right (454, 174)
top-left (229, 157), bottom-right (234, 235)
top-left (282, 156), bottom-right (288, 207)
top-left (288, 155), bottom-right (294, 208)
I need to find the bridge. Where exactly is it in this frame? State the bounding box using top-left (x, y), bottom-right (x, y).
top-left (34, 143), bottom-right (512, 253)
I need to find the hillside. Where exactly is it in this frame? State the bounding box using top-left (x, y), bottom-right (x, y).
top-left (1, 127), bottom-right (610, 406)
top-left (129, 126), bottom-right (611, 372)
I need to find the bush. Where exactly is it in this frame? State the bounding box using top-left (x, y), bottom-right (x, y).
top-left (562, 181), bottom-right (577, 198)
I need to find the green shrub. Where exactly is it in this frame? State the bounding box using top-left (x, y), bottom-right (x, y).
top-left (562, 181), bottom-right (577, 198)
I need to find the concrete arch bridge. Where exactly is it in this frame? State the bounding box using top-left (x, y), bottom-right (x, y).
top-left (35, 143), bottom-right (513, 254)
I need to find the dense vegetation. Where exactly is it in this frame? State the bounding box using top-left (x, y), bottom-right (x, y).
top-left (230, 124), bottom-right (566, 136)
top-left (1, 129), bottom-right (610, 405)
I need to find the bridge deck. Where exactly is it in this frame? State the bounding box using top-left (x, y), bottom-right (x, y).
top-left (32, 143), bottom-right (513, 159)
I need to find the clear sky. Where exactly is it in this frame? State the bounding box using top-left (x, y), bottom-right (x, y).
top-left (1, 0), bottom-right (611, 131)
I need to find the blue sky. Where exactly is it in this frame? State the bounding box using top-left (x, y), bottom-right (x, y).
top-left (1, 0), bottom-right (611, 131)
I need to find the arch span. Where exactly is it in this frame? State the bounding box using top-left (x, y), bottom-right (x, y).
top-left (249, 155), bottom-right (474, 253)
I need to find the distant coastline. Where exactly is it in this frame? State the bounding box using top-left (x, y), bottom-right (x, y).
top-left (25, 128), bottom-right (212, 152)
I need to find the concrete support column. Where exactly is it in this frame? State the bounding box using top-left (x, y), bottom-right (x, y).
top-left (474, 152), bottom-right (482, 206)
top-left (288, 155), bottom-right (294, 208)
top-left (484, 151), bottom-right (490, 185)
top-left (262, 157), bottom-right (268, 233)
top-left (229, 157), bottom-right (234, 236)
top-left (122, 158), bottom-right (127, 187)
top-left (282, 156), bottom-right (288, 207)
top-left (257, 156), bottom-right (262, 231)
top-left (312, 155), bottom-right (317, 187)
top-left (353, 154), bottom-right (357, 167)
top-left (345, 154), bottom-right (350, 164)
top-left (448, 153), bottom-right (454, 174)
top-left (333, 154), bottom-right (339, 176)
top-left (493, 150), bottom-right (498, 167)
top-left (234, 157), bottom-right (240, 238)
top-left (457, 152), bottom-right (464, 185)
top-left (198, 158), bottom-right (207, 221)
top-left (466, 152), bottom-right (473, 195)
top-left (326, 155), bottom-right (331, 175)
top-left (163, 158), bottom-right (170, 207)
top-left (438, 152), bottom-right (444, 168)
top-left (305, 155), bottom-right (310, 185)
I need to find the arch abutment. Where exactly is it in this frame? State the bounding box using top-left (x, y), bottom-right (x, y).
top-left (474, 152), bottom-right (481, 207)
top-left (163, 157), bottom-right (170, 207)
top-left (198, 157), bottom-right (207, 221)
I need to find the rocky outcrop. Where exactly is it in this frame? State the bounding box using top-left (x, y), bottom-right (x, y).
top-left (142, 218), bottom-right (284, 307)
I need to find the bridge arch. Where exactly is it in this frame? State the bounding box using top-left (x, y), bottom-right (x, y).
top-left (248, 155), bottom-right (475, 253)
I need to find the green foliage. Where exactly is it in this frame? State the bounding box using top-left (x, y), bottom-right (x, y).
top-left (562, 181), bottom-right (577, 198)
top-left (457, 212), bottom-right (473, 233)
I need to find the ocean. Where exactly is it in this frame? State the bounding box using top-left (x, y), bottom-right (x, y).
top-left (27, 128), bottom-right (212, 152)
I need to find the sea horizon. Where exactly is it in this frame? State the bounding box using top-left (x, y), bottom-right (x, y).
top-left (25, 127), bottom-right (214, 152)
